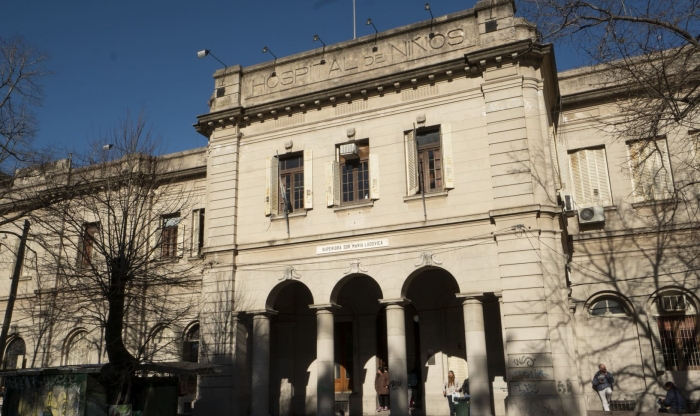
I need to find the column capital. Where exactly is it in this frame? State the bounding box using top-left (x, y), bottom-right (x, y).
top-left (379, 297), bottom-right (410, 306)
top-left (309, 302), bottom-right (340, 311)
top-left (248, 309), bottom-right (278, 317)
top-left (457, 292), bottom-right (486, 303)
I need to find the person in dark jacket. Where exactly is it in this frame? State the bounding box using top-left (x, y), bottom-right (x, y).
top-left (592, 363), bottom-right (614, 411)
top-left (374, 367), bottom-right (390, 411)
top-left (658, 381), bottom-right (687, 413)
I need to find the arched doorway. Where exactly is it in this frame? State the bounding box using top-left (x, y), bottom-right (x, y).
top-left (267, 281), bottom-right (315, 416)
top-left (331, 274), bottom-right (384, 416)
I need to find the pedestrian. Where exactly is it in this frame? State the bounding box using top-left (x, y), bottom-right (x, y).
top-left (657, 381), bottom-right (687, 413)
top-left (443, 370), bottom-right (461, 416)
top-left (375, 367), bottom-right (390, 412)
top-left (408, 367), bottom-right (419, 410)
top-left (592, 363), bottom-right (614, 411)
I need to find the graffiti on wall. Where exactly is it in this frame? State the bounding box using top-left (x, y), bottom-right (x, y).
top-left (4, 374), bottom-right (87, 416)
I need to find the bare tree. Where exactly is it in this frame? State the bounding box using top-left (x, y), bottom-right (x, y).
top-left (29, 110), bottom-right (203, 404)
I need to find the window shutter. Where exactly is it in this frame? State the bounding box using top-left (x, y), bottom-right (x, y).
top-left (569, 148), bottom-right (611, 206)
top-left (628, 140), bottom-right (673, 201)
top-left (325, 161), bottom-right (336, 207)
top-left (647, 314), bottom-right (667, 373)
top-left (549, 126), bottom-right (562, 190)
top-left (441, 124), bottom-right (455, 189)
top-left (370, 153), bottom-right (380, 200)
top-left (177, 221), bottom-right (185, 258)
top-left (265, 156), bottom-right (279, 216)
top-left (75, 234), bottom-right (85, 268)
top-left (304, 149), bottom-right (313, 209)
top-left (405, 130), bottom-right (419, 195)
top-left (150, 222), bottom-right (162, 261)
top-left (190, 210), bottom-right (200, 257)
top-left (333, 161), bottom-right (341, 206)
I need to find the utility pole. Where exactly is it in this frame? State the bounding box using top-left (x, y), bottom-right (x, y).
top-left (0, 220), bottom-right (30, 367)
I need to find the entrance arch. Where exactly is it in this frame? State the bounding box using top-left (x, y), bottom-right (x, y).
top-left (330, 274), bottom-right (384, 416)
top-left (267, 280), bottom-right (315, 416)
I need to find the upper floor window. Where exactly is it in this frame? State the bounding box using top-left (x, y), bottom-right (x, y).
top-left (627, 138), bottom-right (674, 202)
top-left (265, 150), bottom-right (313, 216)
top-left (161, 215), bottom-right (180, 259)
top-left (325, 140), bottom-right (379, 207)
top-left (341, 142), bottom-right (370, 203)
top-left (568, 147), bottom-right (612, 207)
top-left (79, 222), bottom-right (99, 267)
top-left (280, 154), bottom-right (304, 212)
top-left (405, 124), bottom-right (454, 195)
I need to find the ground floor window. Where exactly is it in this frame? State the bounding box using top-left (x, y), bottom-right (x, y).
top-left (657, 315), bottom-right (700, 370)
top-left (334, 321), bottom-right (354, 392)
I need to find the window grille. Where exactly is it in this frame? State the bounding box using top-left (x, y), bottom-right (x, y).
top-left (657, 315), bottom-right (700, 370)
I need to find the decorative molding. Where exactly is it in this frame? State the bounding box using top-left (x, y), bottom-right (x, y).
top-left (275, 113), bottom-right (305, 128)
top-left (402, 85), bottom-right (438, 102)
top-left (335, 100), bottom-right (368, 116)
top-left (280, 266), bottom-right (301, 281)
top-left (415, 251), bottom-right (443, 267)
top-left (343, 259), bottom-right (368, 275)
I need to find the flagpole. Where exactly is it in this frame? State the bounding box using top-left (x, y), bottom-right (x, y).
top-left (353, 0), bottom-right (356, 39)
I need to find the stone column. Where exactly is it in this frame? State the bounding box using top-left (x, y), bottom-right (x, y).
top-left (462, 295), bottom-right (491, 416)
top-left (251, 312), bottom-right (273, 416)
top-left (383, 300), bottom-right (409, 416)
top-left (314, 306), bottom-right (335, 416)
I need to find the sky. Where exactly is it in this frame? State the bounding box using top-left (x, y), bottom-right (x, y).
top-left (1, 0), bottom-right (582, 156)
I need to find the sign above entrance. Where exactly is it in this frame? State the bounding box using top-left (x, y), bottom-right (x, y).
top-left (316, 238), bottom-right (389, 255)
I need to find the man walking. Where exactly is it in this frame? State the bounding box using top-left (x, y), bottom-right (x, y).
top-left (592, 363), bottom-right (614, 411)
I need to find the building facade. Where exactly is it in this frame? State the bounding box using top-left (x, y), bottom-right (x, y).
top-left (1, 1), bottom-right (699, 415)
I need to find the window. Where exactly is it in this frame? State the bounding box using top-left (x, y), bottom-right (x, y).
top-left (568, 147), bottom-right (612, 207)
top-left (79, 222), bottom-right (99, 267)
top-left (265, 150), bottom-right (313, 216)
top-left (590, 299), bottom-right (627, 316)
top-left (3, 337), bottom-right (26, 370)
top-left (191, 209), bottom-right (205, 257)
top-left (627, 138), bottom-right (674, 202)
top-left (649, 292), bottom-right (700, 372)
top-left (341, 143), bottom-right (370, 203)
top-left (325, 141), bottom-right (379, 207)
top-left (161, 215), bottom-right (180, 259)
top-left (183, 324), bottom-right (200, 396)
top-left (405, 124), bottom-right (454, 195)
top-left (279, 154), bottom-right (304, 212)
top-left (64, 331), bottom-right (91, 365)
top-left (656, 315), bottom-right (700, 371)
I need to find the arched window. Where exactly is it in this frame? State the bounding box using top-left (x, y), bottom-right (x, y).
top-left (147, 326), bottom-right (176, 362)
top-left (183, 324), bottom-right (199, 363)
top-left (649, 291), bottom-right (700, 371)
top-left (589, 298), bottom-right (627, 316)
top-left (64, 331), bottom-right (91, 365)
top-left (182, 323), bottom-right (200, 399)
top-left (3, 338), bottom-right (26, 369)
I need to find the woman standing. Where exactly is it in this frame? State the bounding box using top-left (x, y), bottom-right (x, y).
top-left (443, 370), bottom-right (461, 416)
top-left (374, 367), bottom-right (390, 411)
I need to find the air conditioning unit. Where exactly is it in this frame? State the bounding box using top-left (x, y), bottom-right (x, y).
top-left (660, 295), bottom-right (686, 312)
top-left (560, 193), bottom-right (575, 213)
top-left (339, 143), bottom-right (360, 160)
top-left (578, 205), bottom-right (605, 224)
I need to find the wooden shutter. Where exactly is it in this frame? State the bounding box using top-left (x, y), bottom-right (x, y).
top-left (150, 221), bottom-right (162, 261)
top-left (304, 149), bottom-right (313, 209)
top-left (265, 156), bottom-right (279, 216)
top-left (628, 140), bottom-right (673, 201)
top-left (177, 218), bottom-right (185, 258)
top-left (568, 148), bottom-right (612, 206)
top-left (405, 130), bottom-right (419, 195)
top-left (441, 124), bottom-right (455, 189)
top-left (370, 153), bottom-right (380, 200)
top-left (325, 160), bottom-right (339, 207)
top-left (550, 125), bottom-right (562, 190)
top-left (647, 314), bottom-right (667, 373)
top-left (190, 210), bottom-right (200, 257)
